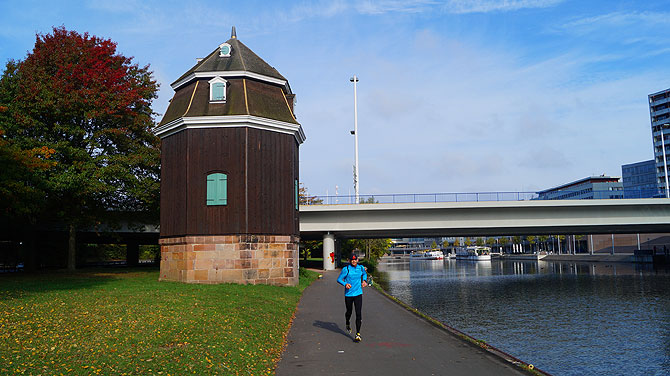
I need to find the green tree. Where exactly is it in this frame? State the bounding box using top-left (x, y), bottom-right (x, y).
top-left (0, 96), bottom-right (55, 222)
top-left (342, 238), bottom-right (391, 261)
top-left (575, 234), bottom-right (586, 253)
top-left (526, 236), bottom-right (536, 253)
top-left (299, 240), bottom-right (322, 261)
top-left (499, 237), bottom-right (509, 253)
top-left (360, 196), bottom-right (377, 204)
top-left (557, 235), bottom-right (565, 253)
top-left (297, 183), bottom-right (323, 261)
top-left (298, 182), bottom-right (323, 205)
top-left (485, 237), bottom-right (495, 247)
top-left (431, 240), bottom-right (438, 249)
top-left (453, 238), bottom-right (461, 247)
top-left (538, 235), bottom-right (549, 251)
top-left (476, 237), bottom-right (484, 246)
top-left (0, 27), bottom-right (160, 270)
top-left (464, 238), bottom-right (472, 247)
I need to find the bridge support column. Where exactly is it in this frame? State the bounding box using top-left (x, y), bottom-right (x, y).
top-left (126, 242), bottom-right (139, 267)
top-left (323, 233), bottom-right (336, 271)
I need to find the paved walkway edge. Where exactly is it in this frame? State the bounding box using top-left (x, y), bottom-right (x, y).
top-left (371, 283), bottom-right (552, 376)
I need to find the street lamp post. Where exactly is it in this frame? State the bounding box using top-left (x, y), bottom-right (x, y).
top-left (350, 75), bottom-right (360, 204)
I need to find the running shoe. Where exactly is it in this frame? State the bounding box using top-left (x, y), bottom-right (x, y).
top-left (354, 333), bottom-right (361, 342)
top-left (346, 324), bottom-right (351, 334)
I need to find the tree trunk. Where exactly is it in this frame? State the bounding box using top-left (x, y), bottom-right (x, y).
top-left (68, 223), bottom-right (76, 270)
top-left (25, 236), bottom-right (36, 272)
top-left (23, 227), bottom-right (37, 272)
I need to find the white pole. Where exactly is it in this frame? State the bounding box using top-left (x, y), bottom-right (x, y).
top-left (323, 233), bottom-right (336, 271)
top-left (351, 75), bottom-right (360, 204)
top-left (661, 124), bottom-right (669, 198)
top-left (637, 233), bottom-right (640, 251)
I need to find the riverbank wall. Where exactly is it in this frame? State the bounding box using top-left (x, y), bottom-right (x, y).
top-left (541, 254), bottom-right (633, 262)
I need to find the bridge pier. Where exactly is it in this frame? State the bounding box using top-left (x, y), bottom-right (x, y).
top-left (126, 242), bottom-right (139, 267)
top-left (323, 233), bottom-right (335, 271)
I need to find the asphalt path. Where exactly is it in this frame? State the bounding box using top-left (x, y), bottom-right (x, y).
top-left (275, 270), bottom-right (530, 376)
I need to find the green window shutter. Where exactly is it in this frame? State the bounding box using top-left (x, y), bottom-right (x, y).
top-left (295, 179), bottom-right (299, 210)
top-left (218, 174), bottom-right (228, 205)
top-left (212, 83), bottom-right (225, 101)
top-left (207, 173), bottom-right (228, 206)
top-left (207, 175), bottom-right (217, 205)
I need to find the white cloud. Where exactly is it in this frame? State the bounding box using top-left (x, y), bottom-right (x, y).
top-left (443, 0), bottom-right (564, 14)
top-left (562, 11), bottom-right (670, 30)
top-left (277, 0), bottom-right (564, 21)
top-left (553, 11), bottom-right (670, 49)
top-left (355, 0), bottom-right (439, 14)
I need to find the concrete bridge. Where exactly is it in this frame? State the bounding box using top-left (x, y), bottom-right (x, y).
top-left (299, 198), bottom-right (670, 269)
top-left (70, 198), bottom-right (670, 268)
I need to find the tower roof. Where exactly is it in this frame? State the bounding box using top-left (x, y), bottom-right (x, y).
top-left (172, 37), bottom-right (287, 88)
top-left (157, 30), bottom-right (303, 143)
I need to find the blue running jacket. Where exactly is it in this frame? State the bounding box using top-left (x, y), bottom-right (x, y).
top-left (337, 264), bottom-right (368, 297)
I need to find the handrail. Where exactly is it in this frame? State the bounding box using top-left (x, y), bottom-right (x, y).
top-left (302, 189), bottom-right (664, 205)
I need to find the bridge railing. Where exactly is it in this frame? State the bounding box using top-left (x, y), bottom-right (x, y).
top-left (303, 189), bottom-right (664, 205)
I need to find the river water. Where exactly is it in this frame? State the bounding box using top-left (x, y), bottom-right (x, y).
top-left (376, 259), bottom-right (670, 376)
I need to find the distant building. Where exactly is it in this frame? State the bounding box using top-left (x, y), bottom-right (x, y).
top-left (649, 88), bottom-right (670, 195)
top-left (537, 175), bottom-right (623, 200)
top-left (621, 160), bottom-right (658, 198)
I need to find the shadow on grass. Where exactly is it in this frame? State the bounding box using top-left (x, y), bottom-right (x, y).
top-left (0, 266), bottom-right (159, 298)
top-left (313, 320), bottom-right (350, 338)
top-left (299, 259), bottom-right (323, 269)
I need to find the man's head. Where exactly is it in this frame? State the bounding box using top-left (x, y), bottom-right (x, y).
top-left (350, 254), bottom-right (358, 265)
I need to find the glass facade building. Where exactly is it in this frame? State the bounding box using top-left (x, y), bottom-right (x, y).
top-left (537, 176), bottom-right (623, 200)
top-left (621, 160), bottom-right (658, 198)
top-left (649, 88), bottom-right (670, 196)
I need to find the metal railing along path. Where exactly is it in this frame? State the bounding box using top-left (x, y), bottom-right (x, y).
top-left (303, 189), bottom-right (662, 205)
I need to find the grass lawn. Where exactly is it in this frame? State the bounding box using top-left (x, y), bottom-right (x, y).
top-left (0, 267), bottom-right (319, 375)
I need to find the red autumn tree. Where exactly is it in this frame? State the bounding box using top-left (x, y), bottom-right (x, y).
top-left (0, 26), bottom-right (160, 270)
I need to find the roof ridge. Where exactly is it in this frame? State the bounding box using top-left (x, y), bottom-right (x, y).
top-left (234, 39), bottom-right (248, 71)
top-left (171, 37), bottom-right (287, 87)
top-left (230, 39), bottom-right (284, 80)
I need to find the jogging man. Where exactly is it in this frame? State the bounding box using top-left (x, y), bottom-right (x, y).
top-left (336, 254), bottom-right (368, 342)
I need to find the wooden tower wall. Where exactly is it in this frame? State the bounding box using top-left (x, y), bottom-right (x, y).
top-left (160, 127), bottom-right (299, 238)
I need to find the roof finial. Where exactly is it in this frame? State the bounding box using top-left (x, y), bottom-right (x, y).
top-left (231, 26), bottom-right (237, 39)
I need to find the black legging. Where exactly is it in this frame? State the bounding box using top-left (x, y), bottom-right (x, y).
top-left (345, 294), bottom-right (363, 333)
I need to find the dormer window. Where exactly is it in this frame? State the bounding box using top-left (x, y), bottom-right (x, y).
top-left (219, 43), bottom-right (231, 57)
top-left (209, 77), bottom-right (227, 103)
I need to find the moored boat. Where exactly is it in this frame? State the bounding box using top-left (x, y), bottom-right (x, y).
top-left (455, 246), bottom-right (492, 261)
top-left (410, 250), bottom-right (444, 260)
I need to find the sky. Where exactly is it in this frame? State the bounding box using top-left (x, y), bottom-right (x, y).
top-left (2, 0), bottom-right (670, 198)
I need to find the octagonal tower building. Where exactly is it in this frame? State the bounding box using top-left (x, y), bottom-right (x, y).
top-left (155, 28), bottom-right (304, 286)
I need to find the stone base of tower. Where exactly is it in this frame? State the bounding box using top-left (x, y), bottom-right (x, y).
top-left (158, 235), bottom-right (299, 286)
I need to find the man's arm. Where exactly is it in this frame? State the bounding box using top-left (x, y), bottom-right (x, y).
top-left (361, 266), bottom-right (368, 287)
top-left (336, 266), bottom-right (348, 286)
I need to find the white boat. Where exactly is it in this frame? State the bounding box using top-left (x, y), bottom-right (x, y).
top-left (456, 246), bottom-right (492, 261)
top-left (410, 250), bottom-right (444, 260)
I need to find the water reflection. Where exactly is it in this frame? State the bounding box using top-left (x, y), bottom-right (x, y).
top-left (378, 259), bottom-right (670, 376)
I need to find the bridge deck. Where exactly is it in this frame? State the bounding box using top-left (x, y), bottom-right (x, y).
top-left (299, 199), bottom-right (670, 239)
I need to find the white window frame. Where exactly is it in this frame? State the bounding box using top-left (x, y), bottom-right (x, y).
top-left (219, 42), bottom-right (232, 57)
top-left (209, 76), bottom-right (227, 103)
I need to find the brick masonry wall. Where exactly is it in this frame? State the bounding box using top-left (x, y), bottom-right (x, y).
top-left (159, 235), bottom-right (299, 286)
